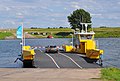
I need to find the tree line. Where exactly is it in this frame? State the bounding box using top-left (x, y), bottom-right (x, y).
top-left (31, 27), bottom-right (69, 29)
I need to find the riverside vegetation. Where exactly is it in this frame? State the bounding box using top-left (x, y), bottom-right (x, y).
top-left (0, 27), bottom-right (120, 39)
top-left (101, 68), bottom-right (120, 81)
top-left (0, 32), bottom-right (13, 40)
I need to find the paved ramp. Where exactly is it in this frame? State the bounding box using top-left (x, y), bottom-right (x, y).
top-left (34, 50), bottom-right (57, 68)
top-left (34, 50), bottom-right (101, 68)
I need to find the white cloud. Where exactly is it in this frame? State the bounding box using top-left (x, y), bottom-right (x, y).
top-left (70, 1), bottom-right (80, 9)
top-left (5, 7), bottom-right (11, 11)
top-left (105, 14), bottom-right (120, 20)
top-left (0, 0), bottom-right (120, 28)
top-left (51, 18), bottom-right (55, 21)
top-left (71, 1), bottom-right (79, 5)
top-left (49, 13), bottom-right (65, 17)
top-left (64, 7), bottom-right (67, 10)
top-left (5, 20), bottom-right (16, 25)
top-left (91, 13), bottom-right (102, 16)
top-left (72, 5), bottom-right (80, 9)
top-left (16, 12), bottom-right (24, 18)
top-left (88, 0), bottom-right (97, 4)
top-left (16, 12), bottom-right (23, 16)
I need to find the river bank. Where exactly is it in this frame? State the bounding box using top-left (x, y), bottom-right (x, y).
top-left (0, 27), bottom-right (120, 40)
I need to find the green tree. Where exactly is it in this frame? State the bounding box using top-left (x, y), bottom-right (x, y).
top-left (67, 9), bottom-right (92, 30)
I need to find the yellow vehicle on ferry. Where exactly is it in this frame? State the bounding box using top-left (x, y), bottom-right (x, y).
top-left (22, 46), bottom-right (35, 67)
top-left (63, 23), bottom-right (104, 65)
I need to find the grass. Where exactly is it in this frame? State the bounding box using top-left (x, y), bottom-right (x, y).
top-left (94, 31), bottom-right (120, 38)
top-left (90, 27), bottom-right (120, 38)
top-left (29, 27), bottom-right (120, 38)
top-left (0, 27), bottom-right (120, 39)
top-left (101, 68), bottom-right (120, 81)
top-left (24, 28), bottom-right (72, 33)
top-left (0, 32), bottom-right (13, 39)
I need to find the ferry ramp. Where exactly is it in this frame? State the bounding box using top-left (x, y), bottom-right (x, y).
top-left (34, 50), bottom-right (101, 68)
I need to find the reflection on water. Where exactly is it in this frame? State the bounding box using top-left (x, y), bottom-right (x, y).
top-left (0, 38), bottom-right (120, 68)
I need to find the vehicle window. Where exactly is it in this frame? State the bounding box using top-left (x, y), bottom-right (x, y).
top-left (80, 35), bottom-right (92, 39)
top-left (50, 46), bottom-right (56, 48)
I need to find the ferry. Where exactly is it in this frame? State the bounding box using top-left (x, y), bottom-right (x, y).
top-left (15, 23), bottom-right (103, 67)
top-left (62, 23), bottom-right (103, 65)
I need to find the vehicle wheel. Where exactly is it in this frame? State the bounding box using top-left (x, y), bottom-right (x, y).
top-left (99, 58), bottom-right (103, 66)
top-left (87, 59), bottom-right (97, 63)
top-left (23, 60), bottom-right (34, 68)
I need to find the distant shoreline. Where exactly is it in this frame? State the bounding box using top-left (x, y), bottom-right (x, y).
top-left (0, 27), bottom-right (120, 40)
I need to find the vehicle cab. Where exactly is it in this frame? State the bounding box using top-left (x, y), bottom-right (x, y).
top-left (74, 31), bottom-right (96, 54)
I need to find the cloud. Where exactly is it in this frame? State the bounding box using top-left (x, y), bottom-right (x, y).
top-left (0, 0), bottom-right (120, 28)
top-left (91, 13), bottom-right (102, 16)
top-left (16, 12), bottom-right (24, 18)
top-left (13, 0), bottom-right (37, 3)
top-left (5, 20), bottom-right (16, 25)
top-left (71, 1), bottom-right (79, 5)
top-left (5, 7), bottom-right (11, 11)
top-left (64, 7), bottom-right (67, 10)
top-left (71, 1), bottom-right (80, 9)
top-left (71, 5), bottom-right (80, 9)
top-left (118, 1), bottom-right (120, 5)
top-left (104, 13), bottom-right (120, 20)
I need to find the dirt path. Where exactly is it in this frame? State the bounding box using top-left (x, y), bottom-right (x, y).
top-left (24, 33), bottom-right (36, 38)
top-left (0, 68), bottom-right (102, 81)
top-left (5, 33), bottom-right (36, 39)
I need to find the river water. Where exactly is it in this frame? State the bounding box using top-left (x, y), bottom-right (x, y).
top-left (0, 38), bottom-right (120, 68)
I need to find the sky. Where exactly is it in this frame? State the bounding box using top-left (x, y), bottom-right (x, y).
top-left (0, 0), bottom-right (120, 29)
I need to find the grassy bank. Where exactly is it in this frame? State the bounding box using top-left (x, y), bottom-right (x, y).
top-left (101, 68), bottom-right (120, 81)
top-left (25, 27), bottom-right (120, 38)
top-left (0, 32), bottom-right (13, 40)
top-left (0, 27), bottom-right (120, 39)
top-left (93, 27), bottom-right (120, 38)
